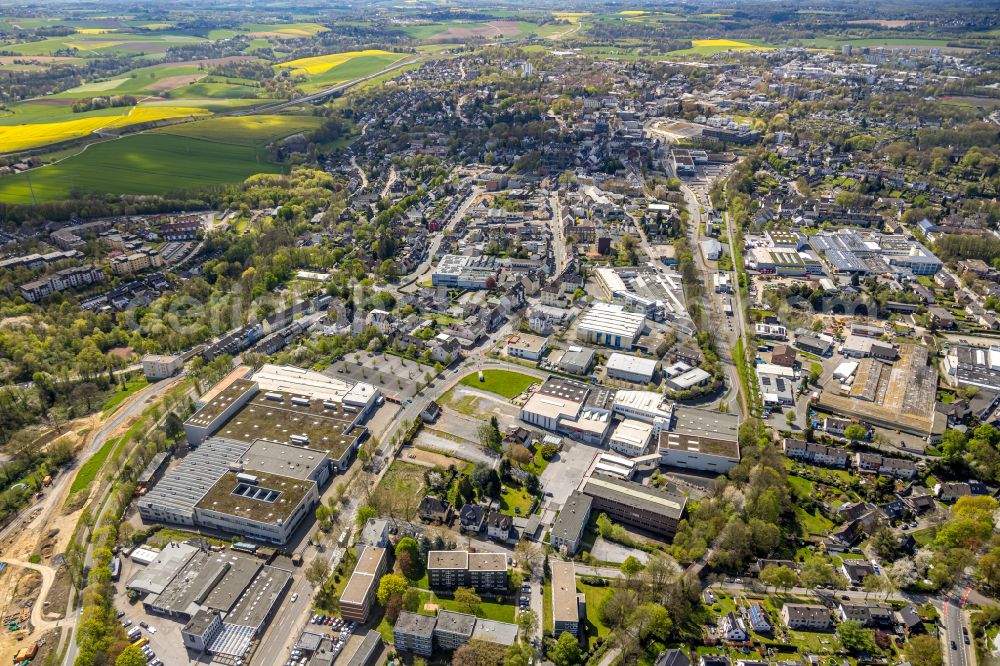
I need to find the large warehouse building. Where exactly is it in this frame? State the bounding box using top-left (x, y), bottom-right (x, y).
top-left (576, 302), bottom-right (645, 350)
top-left (143, 364), bottom-right (381, 545)
top-left (137, 437), bottom-right (322, 544)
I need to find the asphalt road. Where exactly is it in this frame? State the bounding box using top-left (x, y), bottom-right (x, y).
top-left (942, 598), bottom-right (971, 666)
top-left (61, 373), bottom-right (189, 666)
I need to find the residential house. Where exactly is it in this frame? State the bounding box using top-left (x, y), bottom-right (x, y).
top-left (721, 612), bottom-right (749, 641)
top-left (486, 510), bottom-right (513, 541)
top-left (459, 504), bottom-right (487, 534)
top-left (781, 604), bottom-right (831, 630)
top-left (418, 496), bottom-right (452, 523)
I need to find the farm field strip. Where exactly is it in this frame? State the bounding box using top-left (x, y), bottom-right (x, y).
top-left (0, 105), bottom-right (210, 154)
top-left (277, 49), bottom-right (402, 75)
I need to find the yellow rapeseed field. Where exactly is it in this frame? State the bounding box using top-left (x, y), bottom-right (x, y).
top-left (553, 12), bottom-right (590, 23)
top-left (618, 10), bottom-right (649, 15)
top-left (692, 39), bottom-right (771, 49)
top-left (0, 106), bottom-right (210, 154)
top-left (75, 28), bottom-right (117, 34)
top-left (277, 49), bottom-right (394, 75)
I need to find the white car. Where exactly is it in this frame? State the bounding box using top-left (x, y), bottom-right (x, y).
top-left (146, 626), bottom-right (156, 634)
top-left (291, 593), bottom-right (298, 603)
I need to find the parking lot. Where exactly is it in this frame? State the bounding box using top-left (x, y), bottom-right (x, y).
top-left (325, 352), bottom-right (439, 401)
top-left (114, 557), bottom-right (210, 666)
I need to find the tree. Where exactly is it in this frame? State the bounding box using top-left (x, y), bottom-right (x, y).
top-left (402, 587), bottom-right (421, 612)
top-left (551, 631), bottom-right (582, 666)
top-left (862, 574), bottom-right (885, 600)
top-left (870, 527), bottom-right (900, 561)
top-left (478, 417), bottom-right (503, 454)
top-left (844, 424), bottom-right (867, 441)
top-left (376, 573), bottom-right (408, 605)
top-left (760, 564), bottom-right (798, 593)
top-left (517, 609), bottom-right (538, 637)
top-left (305, 558), bottom-right (330, 588)
top-left (356, 505), bottom-right (377, 528)
top-left (115, 645), bottom-right (149, 666)
top-left (455, 586), bottom-right (482, 614)
top-left (904, 634), bottom-right (943, 666)
top-left (620, 556), bottom-right (645, 578)
top-left (837, 620), bottom-right (876, 654)
top-left (514, 541), bottom-right (544, 576)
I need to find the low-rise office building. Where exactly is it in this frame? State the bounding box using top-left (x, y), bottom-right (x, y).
top-left (142, 353), bottom-right (185, 380)
top-left (507, 333), bottom-right (549, 361)
top-left (658, 430), bottom-right (740, 473)
top-left (608, 418), bottom-right (654, 457)
top-left (581, 473), bottom-right (686, 538)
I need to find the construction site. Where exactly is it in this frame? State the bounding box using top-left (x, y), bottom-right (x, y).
top-left (0, 373), bottom-right (188, 665)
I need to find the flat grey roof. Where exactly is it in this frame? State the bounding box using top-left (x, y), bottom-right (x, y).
top-left (394, 611), bottom-right (436, 638)
top-left (225, 565), bottom-right (292, 630)
top-left (583, 474), bottom-right (686, 520)
top-left (138, 437), bottom-right (251, 519)
top-left (202, 551), bottom-right (263, 613)
top-left (671, 405), bottom-right (739, 441)
top-left (150, 550), bottom-right (223, 616)
top-left (551, 560), bottom-right (579, 625)
top-left (551, 491), bottom-right (592, 544)
top-left (428, 550), bottom-right (469, 570)
top-left (126, 542), bottom-right (199, 595)
top-left (471, 618), bottom-right (518, 646)
top-left (239, 440), bottom-right (329, 481)
top-left (468, 552), bottom-right (506, 572)
top-left (435, 610), bottom-right (476, 637)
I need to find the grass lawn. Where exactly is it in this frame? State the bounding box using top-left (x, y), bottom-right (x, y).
top-left (425, 591), bottom-right (516, 622)
top-left (101, 376), bottom-right (148, 415)
top-left (542, 578), bottom-right (553, 634)
top-left (577, 581), bottom-right (614, 649)
top-left (458, 369), bottom-right (539, 399)
top-left (0, 133), bottom-right (286, 203)
top-left (912, 526), bottom-right (936, 546)
top-left (522, 448), bottom-right (550, 476)
top-left (500, 483), bottom-right (535, 516)
top-left (66, 436), bottom-right (117, 500)
top-left (788, 475), bottom-right (813, 497)
top-left (438, 389), bottom-right (482, 417)
top-left (795, 505), bottom-right (834, 535)
top-left (145, 527), bottom-right (227, 549)
top-left (372, 461), bottom-right (427, 508)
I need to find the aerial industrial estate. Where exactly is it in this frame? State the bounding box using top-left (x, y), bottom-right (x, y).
top-left (2, 2), bottom-right (1000, 666)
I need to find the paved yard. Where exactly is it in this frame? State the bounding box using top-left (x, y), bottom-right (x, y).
top-left (540, 440), bottom-right (598, 508)
top-left (590, 537), bottom-right (650, 565)
top-left (412, 430), bottom-right (497, 467)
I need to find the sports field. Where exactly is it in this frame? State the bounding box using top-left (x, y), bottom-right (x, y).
top-left (0, 132), bottom-right (285, 203)
top-left (0, 105), bottom-right (210, 153)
